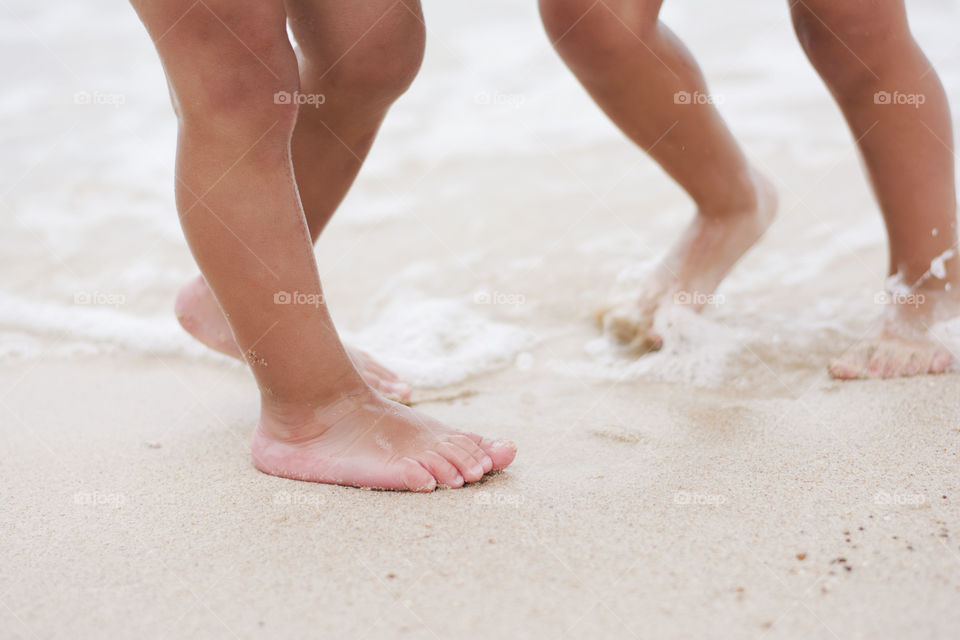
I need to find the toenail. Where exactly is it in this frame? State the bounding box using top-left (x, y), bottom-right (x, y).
top-left (416, 479), bottom-right (437, 492)
top-left (492, 440), bottom-right (516, 452)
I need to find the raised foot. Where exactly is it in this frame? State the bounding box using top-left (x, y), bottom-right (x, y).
top-left (175, 275), bottom-right (412, 402)
top-left (598, 171), bottom-right (778, 352)
top-left (252, 391), bottom-right (517, 491)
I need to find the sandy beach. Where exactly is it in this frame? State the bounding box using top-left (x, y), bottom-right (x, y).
top-left (2, 0), bottom-right (960, 638)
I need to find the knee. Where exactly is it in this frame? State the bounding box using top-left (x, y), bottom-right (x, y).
top-left (179, 75), bottom-right (300, 137)
top-left (169, 9), bottom-right (301, 134)
top-left (791, 4), bottom-right (909, 89)
top-left (295, 17), bottom-right (425, 109)
top-left (539, 0), bottom-right (660, 68)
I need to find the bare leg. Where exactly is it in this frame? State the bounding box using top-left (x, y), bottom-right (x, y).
top-left (132, 0), bottom-right (515, 489)
top-left (539, 0), bottom-right (778, 351)
top-left (173, 0), bottom-right (424, 400)
top-left (789, 0), bottom-right (960, 378)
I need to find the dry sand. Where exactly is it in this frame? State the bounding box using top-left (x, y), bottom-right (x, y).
top-left (3, 0), bottom-right (960, 638)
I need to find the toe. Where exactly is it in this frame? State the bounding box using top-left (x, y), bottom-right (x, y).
top-left (356, 351), bottom-right (397, 378)
top-left (881, 350), bottom-right (908, 379)
top-left (929, 349), bottom-right (953, 374)
top-left (390, 382), bottom-right (413, 403)
top-left (398, 457), bottom-right (436, 492)
top-left (361, 374), bottom-right (411, 403)
top-left (380, 381), bottom-right (413, 404)
top-left (416, 451), bottom-right (464, 488)
top-left (828, 357), bottom-right (859, 380)
top-left (602, 304), bottom-right (648, 344)
top-left (484, 439), bottom-right (517, 471)
top-left (366, 361), bottom-right (402, 385)
top-left (448, 434), bottom-right (493, 473)
top-left (646, 331), bottom-right (664, 352)
top-left (436, 442), bottom-right (485, 483)
top-left (461, 433), bottom-right (517, 472)
top-left (867, 351), bottom-right (887, 379)
top-left (903, 352), bottom-right (926, 377)
top-left (349, 348), bottom-right (413, 402)
top-left (599, 302), bottom-right (662, 353)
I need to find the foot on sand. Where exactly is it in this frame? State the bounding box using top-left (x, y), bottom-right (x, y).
top-left (175, 275), bottom-right (412, 402)
top-left (252, 390), bottom-right (517, 491)
top-left (599, 171), bottom-right (778, 351)
top-left (829, 286), bottom-right (958, 379)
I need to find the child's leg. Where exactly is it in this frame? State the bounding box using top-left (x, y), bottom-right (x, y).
top-left (132, 0), bottom-right (515, 489)
top-left (286, 0), bottom-right (425, 240)
top-left (790, 0), bottom-right (959, 378)
top-left (538, 0), bottom-right (778, 351)
top-left (172, 0), bottom-right (424, 400)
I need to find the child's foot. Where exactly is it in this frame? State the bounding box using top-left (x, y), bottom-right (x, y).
top-left (252, 390), bottom-right (517, 491)
top-left (175, 275), bottom-right (412, 402)
top-left (829, 287), bottom-right (959, 379)
top-left (599, 171), bottom-right (778, 351)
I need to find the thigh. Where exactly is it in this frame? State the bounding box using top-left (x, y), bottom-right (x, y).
top-left (788, 0), bottom-right (908, 37)
top-left (283, 0), bottom-right (424, 64)
top-left (131, 0), bottom-right (292, 81)
top-left (539, 0), bottom-right (665, 48)
top-left (130, 0), bottom-right (297, 115)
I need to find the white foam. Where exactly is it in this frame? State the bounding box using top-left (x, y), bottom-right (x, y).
top-left (885, 272), bottom-right (913, 297)
top-left (345, 298), bottom-right (536, 388)
top-left (0, 292), bottom-right (216, 361)
top-left (550, 306), bottom-right (746, 387)
top-left (929, 249), bottom-right (954, 280)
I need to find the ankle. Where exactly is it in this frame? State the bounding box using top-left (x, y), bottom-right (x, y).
top-left (259, 383), bottom-right (376, 440)
top-left (695, 169), bottom-right (762, 219)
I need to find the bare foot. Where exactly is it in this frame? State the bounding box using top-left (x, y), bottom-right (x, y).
top-left (829, 286), bottom-right (958, 379)
top-left (599, 171), bottom-right (778, 351)
top-left (175, 275), bottom-right (412, 402)
top-left (252, 390), bottom-right (517, 491)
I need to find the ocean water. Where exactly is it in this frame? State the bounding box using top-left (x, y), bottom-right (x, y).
top-left (2, 0), bottom-right (959, 389)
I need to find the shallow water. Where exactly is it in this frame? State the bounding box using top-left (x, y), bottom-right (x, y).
top-left (2, 0), bottom-right (959, 389)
